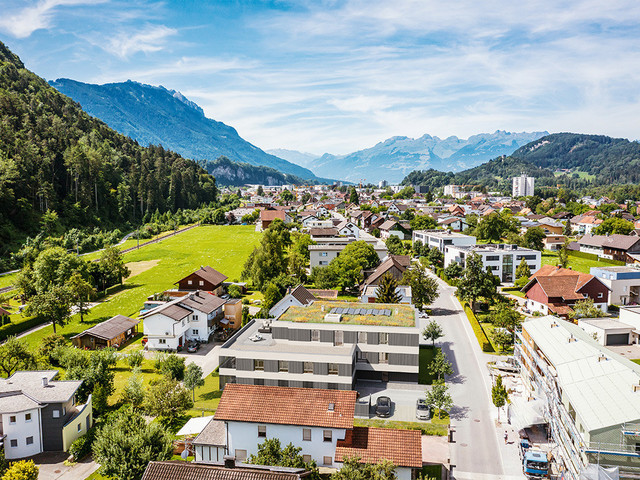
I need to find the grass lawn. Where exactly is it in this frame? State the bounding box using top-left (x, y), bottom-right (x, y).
top-left (20, 225), bottom-right (261, 350)
top-left (541, 250), bottom-right (621, 274)
top-left (354, 416), bottom-right (449, 436)
top-left (501, 287), bottom-right (525, 298)
top-left (419, 346), bottom-right (437, 385)
top-left (632, 359), bottom-right (640, 365)
top-left (0, 272), bottom-right (17, 289)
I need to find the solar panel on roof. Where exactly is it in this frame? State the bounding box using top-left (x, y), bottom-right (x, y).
top-left (346, 308), bottom-right (355, 315)
top-left (383, 309), bottom-right (391, 316)
top-left (372, 310), bottom-right (381, 316)
top-left (367, 309), bottom-right (375, 315)
top-left (333, 308), bottom-right (342, 314)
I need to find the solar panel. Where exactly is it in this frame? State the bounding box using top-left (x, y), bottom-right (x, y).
top-left (334, 308), bottom-right (343, 314)
top-left (372, 310), bottom-right (381, 316)
top-left (383, 309), bottom-right (391, 316)
top-left (347, 308), bottom-right (356, 315)
top-left (367, 309), bottom-right (375, 315)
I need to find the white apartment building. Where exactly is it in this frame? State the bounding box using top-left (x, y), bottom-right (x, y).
top-left (590, 265), bottom-right (640, 305)
top-left (142, 291), bottom-right (225, 350)
top-left (516, 316), bottom-right (640, 479)
top-left (309, 239), bottom-right (387, 268)
top-left (443, 185), bottom-right (462, 197)
top-left (444, 243), bottom-right (541, 283)
top-left (412, 230), bottom-right (476, 253)
top-left (512, 174), bottom-right (535, 197)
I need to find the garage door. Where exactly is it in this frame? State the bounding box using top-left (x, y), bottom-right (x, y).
top-left (605, 333), bottom-right (629, 345)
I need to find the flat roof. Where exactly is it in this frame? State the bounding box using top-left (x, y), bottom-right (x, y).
top-left (278, 301), bottom-right (416, 327)
top-left (453, 243), bottom-right (538, 254)
top-left (591, 266), bottom-right (640, 274)
top-left (579, 318), bottom-right (634, 330)
top-left (523, 316), bottom-right (640, 432)
top-left (413, 230), bottom-right (475, 239)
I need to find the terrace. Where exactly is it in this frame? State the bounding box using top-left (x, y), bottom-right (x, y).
top-left (278, 301), bottom-right (416, 327)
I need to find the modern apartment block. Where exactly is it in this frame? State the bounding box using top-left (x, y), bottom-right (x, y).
top-left (590, 265), bottom-right (640, 305)
top-left (218, 301), bottom-right (420, 390)
top-left (0, 371), bottom-right (93, 459)
top-left (412, 229), bottom-right (476, 253)
top-left (516, 316), bottom-right (640, 480)
top-left (512, 174), bottom-right (535, 197)
top-left (444, 243), bottom-right (541, 283)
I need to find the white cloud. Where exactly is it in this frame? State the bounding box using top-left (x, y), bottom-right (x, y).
top-left (0, 0), bottom-right (105, 38)
top-left (103, 24), bottom-right (177, 59)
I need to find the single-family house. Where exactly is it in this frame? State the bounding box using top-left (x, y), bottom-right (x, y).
top-left (71, 315), bottom-right (139, 349)
top-left (142, 461), bottom-right (309, 480)
top-left (269, 285), bottom-right (317, 318)
top-left (590, 265), bottom-right (640, 305)
top-left (522, 265), bottom-right (609, 317)
top-left (362, 255), bottom-right (409, 289)
top-left (0, 370), bottom-right (92, 459)
top-left (576, 234), bottom-right (640, 263)
top-left (260, 210), bottom-right (292, 230)
top-left (379, 220), bottom-right (409, 240)
top-left (176, 266), bottom-right (228, 294)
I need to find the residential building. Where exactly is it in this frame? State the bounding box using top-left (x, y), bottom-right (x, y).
top-left (142, 291), bottom-right (226, 350)
top-left (444, 244), bottom-right (541, 283)
top-left (590, 265), bottom-right (640, 305)
top-left (512, 174), bottom-right (535, 197)
top-left (218, 301), bottom-right (420, 389)
top-left (522, 265), bottom-right (609, 317)
top-left (516, 316), bottom-right (640, 479)
top-left (577, 318), bottom-right (637, 346)
top-left (214, 384), bottom-right (356, 468)
top-left (192, 419), bottom-right (227, 463)
top-left (543, 234), bottom-right (566, 251)
top-left (0, 370), bottom-right (92, 459)
top-left (71, 315), bottom-right (139, 349)
top-left (619, 305), bottom-right (640, 333)
top-left (570, 214), bottom-right (602, 235)
top-left (223, 299), bottom-right (243, 330)
top-left (334, 427), bottom-right (422, 479)
top-left (269, 285), bottom-right (317, 319)
top-left (443, 185), bottom-right (462, 197)
top-left (577, 234), bottom-right (640, 263)
top-left (362, 255), bottom-right (410, 289)
top-left (437, 216), bottom-right (469, 232)
top-left (412, 230), bottom-right (476, 253)
top-left (142, 461), bottom-right (309, 480)
top-left (309, 240), bottom-right (387, 268)
top-left (360, 285), bottom-right (412, 305)
top-left (176, 266), bottom-right (228, 294)
top-left (378, 220), bottom-right (409, 240)
top-left (260, 210), bottom-right (292, 230)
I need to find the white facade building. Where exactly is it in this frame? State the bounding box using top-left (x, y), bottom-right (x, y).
top-left (512, 174), bottom-right (535, 197)
top-left (445, 243), bottom-right (541, 283)
top-left (412, 230), bottom-right (476, 253)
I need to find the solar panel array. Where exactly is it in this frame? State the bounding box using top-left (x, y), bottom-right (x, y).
top-left (330, 307), bottom-right (391, 316)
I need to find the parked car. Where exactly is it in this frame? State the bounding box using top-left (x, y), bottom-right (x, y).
top-left (186, 340), bottom-right (200, 353)
top-left (416, 398), bottom-right (430, 420)
top-left (375, 396), bottom-right (392, 418)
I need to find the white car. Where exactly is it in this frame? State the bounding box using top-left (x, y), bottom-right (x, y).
top-left (416, 398), bottom-right (431, 420)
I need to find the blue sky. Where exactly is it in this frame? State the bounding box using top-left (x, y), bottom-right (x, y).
top-left (1, 0), bottom-right (640, 155)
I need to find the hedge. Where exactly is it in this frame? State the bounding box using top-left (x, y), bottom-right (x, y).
top-left (567, 250), bottom-right (625, 266)
top-left (0, 315), bottom-right (47, 343)
top-left (461, 301), bottom-right (495, 353)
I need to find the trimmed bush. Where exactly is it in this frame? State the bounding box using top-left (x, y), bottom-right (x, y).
top-left (461, 301), bottom-right (495, 353)
top-left (68, 428), bottom-right (95, 461)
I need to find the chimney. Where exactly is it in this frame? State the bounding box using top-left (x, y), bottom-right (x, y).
top-left (568, 334), bottom-right (576, 343)
top-left (328, 402), bottom-right (335, 412)
top-left (42, 376), bottom-right (49, 387)
top-left (224, 455), bottom-right (236, 468)
top-left (598, 353), bottom-right (607, 362)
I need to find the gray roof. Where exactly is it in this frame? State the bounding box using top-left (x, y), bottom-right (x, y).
top-left (180, 292), bottom-right (226, 314)
top-left (0, 392), bottom-right (42, 413)
top-left (0, 370), bottom-right (82, 408)
top-left (193, 419), bottom-right (226, 447)
top-left (289, 285), bottom-right (316, 305)
top-left (578, 234), bottom-right (640, 251)
top-left (72, 315), bottom-right (139, 341)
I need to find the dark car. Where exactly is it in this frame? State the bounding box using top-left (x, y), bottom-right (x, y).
top-left (375, 396), bottom-right (392, 417)
top-left (186, 341), bottom-right (200, 353)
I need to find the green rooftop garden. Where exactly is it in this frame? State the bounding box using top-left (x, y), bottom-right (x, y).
top-left (279, 301), bottom-right (416, 327)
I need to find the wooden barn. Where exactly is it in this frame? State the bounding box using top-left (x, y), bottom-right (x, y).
top-left (72, 315), bottom-right (139, 349)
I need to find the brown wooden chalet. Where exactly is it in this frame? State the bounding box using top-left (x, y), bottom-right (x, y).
top-left (72, 315), bottom-right (139, 349)
top-left (176, 266), bottom-right (228, 294)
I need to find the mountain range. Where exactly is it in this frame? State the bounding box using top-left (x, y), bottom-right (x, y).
top-left (49, 78), bottom-right (322, 183)
top-left (274, 131), bottom-right (548, 183)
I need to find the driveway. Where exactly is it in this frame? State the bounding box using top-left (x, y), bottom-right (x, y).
top-left (427, 274), bottom-right (525, 480)
top-left (175, 341), bottom-right (222, 376)
top-left (31, 452), bottom-right (99, 480)
top-left (356, 382), bottom-right (428, 422)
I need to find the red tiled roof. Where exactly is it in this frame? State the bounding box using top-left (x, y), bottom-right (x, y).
top-left (335, 427), bottom-right (422, 468)
top-left (214, 385), bottom-right (356, 429)
top-left (141, 461), bottom-right (307, 480)
top-left (260, 210), bottom-right (286, 222)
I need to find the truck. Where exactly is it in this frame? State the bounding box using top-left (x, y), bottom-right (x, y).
top-left (522, 450), bottom-right (550, 478)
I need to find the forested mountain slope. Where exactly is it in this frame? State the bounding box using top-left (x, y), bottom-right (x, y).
top-left (0, 41), bottom-right (217, 254)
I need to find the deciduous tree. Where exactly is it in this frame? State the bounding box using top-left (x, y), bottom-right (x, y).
top-left (0, 336), bottom-right (37, 377)
top-left (25, 284), bottom-right (72, 334)
top-left (425, 384), bottom-right (453, 419)
top-left (1, 460), bottom-right (38, 480)
top-left (422, 320), bottom-right (443, 347)
top-left (65, 272), bottom-right (96, 323)
top-left (144, 377), bottom-right (193, 418)
top-left (401, 263), bottom-right (439, 310)
top-left (456, 253), bottom-right (499, 311)
top-left (492, 375), bottom-right (508, 421)
top-left (428, 349), bottom-right (453, 382)
top-left (249, 439), bottom-right (320, 479)
top-left (331, 456), bottom-right (396, 480)
top-left (184, 363), bottom-right (205, 402)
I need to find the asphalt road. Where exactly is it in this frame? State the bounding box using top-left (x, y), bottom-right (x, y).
top-left (428, 276), bottom-right (524, 479)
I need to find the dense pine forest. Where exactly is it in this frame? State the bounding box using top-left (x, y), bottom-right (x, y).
top-left (0, 42), bottom-right (217, 257)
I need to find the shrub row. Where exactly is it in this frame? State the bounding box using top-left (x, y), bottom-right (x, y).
top-left (0, 315), bottom-right (46, 343)
top-left (567, 250), bottom-right (625, 266)
top-left (461, 301), bottom-right (495, 353)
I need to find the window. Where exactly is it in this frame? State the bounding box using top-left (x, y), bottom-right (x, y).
top-left (379, 352), bottom-right (389, 364)
top-left (235, 449), bottom-right (247, 462)
top-left (10, 439), bottom-right (17, 448)
top-left (254, 359), bottom-right (264, 371)
top-left (77, 423), bottom-right (82, 432)
top-left (9, 415), bottom-right (16, 424)
top-left (303, 428), bottom-right (312, 441)
top-left (379, 332), bottom-right (388, 345)
top-left (597, 293), bottom-right (603, 298)
top-left (358, 331), bottom-right (367, 343)
top-left (278, 380), bottom-right (288, 387)
top-left (303, 454), bottom-right (312, 463)
top-left (192, 329), bottom-right (199, 335)
top-left (193, 315), bottom-right (199, 321)
top-left (491, 266), bottom-right (499, 270)
top-left (52, 410), bottom-right (60, 418)
top-left (25, 413), bottom-right (31, 422)
top-left (323, 456), bottom-right (333, 465)
top-left (328, 363), bottom-right (339, 375)
top-left (320, 252), bottom-right (328, 257)
top-left (254, 378), bottom-right (264, 386)
top-left (182, 319), bottom-right (185, 326)
top-left (26, 436), bottom-right (33, 445)
top-left (312, 330), bottom-right (320, 342)
top-left (356, 351), bottom-right (366, 362)
top-left (258, 425), bottom-right (267, 438)
top-left (334, 330), bottom-right (343, 346)
top-left (158, 338), bottom-right (167, 345)
top-left (279, 361), bottom-right (289, 372)
top-left (323, 430), bottom-right (332, 442)
top-left (486, 255), bottom-right (499, 261)
top-left (199, 280), bottom-right (204, 286)
top-left (188, 280), bottom-right (193, 285)
top-left (320, 261), bottom-right (328, 265)
top-left (304, 362), bottom-right (313, 373)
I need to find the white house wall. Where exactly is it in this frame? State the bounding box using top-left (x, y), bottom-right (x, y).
top-left (2, 408), bottom-right (43, 459)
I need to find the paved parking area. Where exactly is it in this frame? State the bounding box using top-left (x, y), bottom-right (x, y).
top-left (31, 452), bottom-right (99, 480)
top-left (606, 343), bottom-right (640, 360)
top-left (355, 382), bottom-right (431, 422)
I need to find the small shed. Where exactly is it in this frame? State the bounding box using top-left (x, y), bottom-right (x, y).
top-left (72, 315), bottom-right (140, 349)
